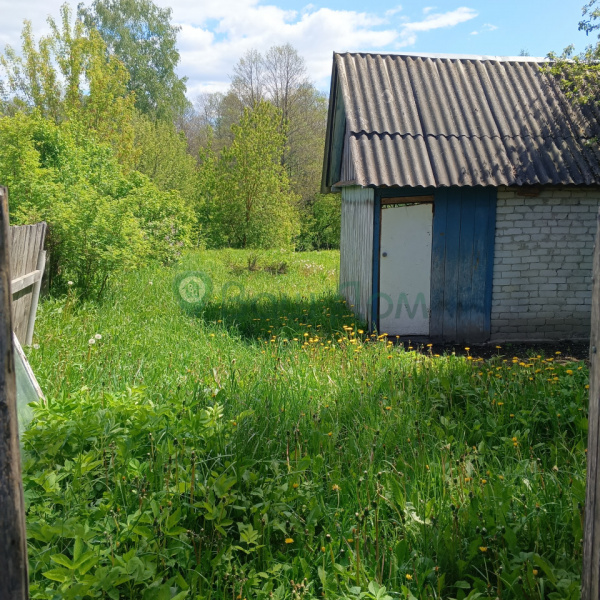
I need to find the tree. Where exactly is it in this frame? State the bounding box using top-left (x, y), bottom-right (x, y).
top-left (231, 49), bottom-right (265, 108)
top-left (0, 4), bottom-right (136, 166)
top-left (205, 101), bottom-right (298, 248)
top-left (78, 0), bottom-right (189, 120)
top-left (228, 45), bottom-right (328, 207)
top-left (546, 1), bottom-right (600, 106)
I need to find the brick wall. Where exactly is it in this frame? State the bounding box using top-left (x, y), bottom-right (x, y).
top-left (490, 186), bottom-right (600, 341)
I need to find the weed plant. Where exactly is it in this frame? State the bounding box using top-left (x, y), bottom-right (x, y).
top-left (24, 250), bottom-right (588, 599)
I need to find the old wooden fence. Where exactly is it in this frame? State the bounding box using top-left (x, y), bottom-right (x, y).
top-left (4, 190), bottom-right (47, 346)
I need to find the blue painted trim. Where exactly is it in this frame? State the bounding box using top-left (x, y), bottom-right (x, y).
top-left (457, 189), bottom-right (476, 335)
top-left (371, 193), bottom-right (382, 330)
top-left (430, 190), bottom-right (448, 339)
top-left (470, 194), bottom-right (490, 336)
top-left (443, 189), bottom-right (462, 341)
top-left (483, 188), bottom-right (497, 336)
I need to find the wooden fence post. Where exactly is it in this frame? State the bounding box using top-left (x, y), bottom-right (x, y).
top-left (0, 186), bottom-right (29, 600)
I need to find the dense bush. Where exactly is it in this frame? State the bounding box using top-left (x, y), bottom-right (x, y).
top-left (296, 193), bottom-right (341, 251)
top-left (0, 112), bottom-right (194, 297)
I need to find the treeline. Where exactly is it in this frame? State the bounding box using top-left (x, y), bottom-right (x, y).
top-left (0, 0), bottom-right (339, 298)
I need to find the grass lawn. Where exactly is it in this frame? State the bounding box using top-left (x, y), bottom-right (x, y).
top-left (23, 249), bottom-right (588, 600)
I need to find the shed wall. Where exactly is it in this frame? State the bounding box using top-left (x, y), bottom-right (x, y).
top-left (340, 186), bottom-right (374, 326)
top-left (491, 186), bottom-right (600, 341)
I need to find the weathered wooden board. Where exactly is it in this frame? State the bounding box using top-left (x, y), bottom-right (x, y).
top-left (9, 221), bottom-right (46, 344)
top-left (0, 185), bottom-right (29, 599)
top-left (429, 187), bottom-right (496, 342)
top-left (583, 208), bottom-right (600, 600)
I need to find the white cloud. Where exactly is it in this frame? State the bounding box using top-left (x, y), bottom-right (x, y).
top-left (0, 0), bottom-right (480, 97)
top-left (402, 7), bottom-right (478, 33)
top-left (385, 5), bottom-right (403, 18)
top-left (469, 21), bottom-right (498, 37)
top-left (396, 6), bottom-right (477, 48)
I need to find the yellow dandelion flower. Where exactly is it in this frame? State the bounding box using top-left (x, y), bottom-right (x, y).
top-left (285, 538), bottom-right (294, 544)
top-left (479, 546), bottom-right (487, 552)
top-left (292, 483), bottom-right (299, 489)
top-left (332, 484), bottom-right (340, 491)
top-left (405, 574), bottom-right (413, 581)
top-left (321, 546), bottom-right (326, 552)
top-left (566, 369), bottom-right (573, 375)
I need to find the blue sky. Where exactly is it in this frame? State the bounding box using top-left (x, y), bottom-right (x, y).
top-left (0, 0), bottom-right (594, 99)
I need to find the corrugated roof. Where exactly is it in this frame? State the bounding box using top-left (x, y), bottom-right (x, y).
top-left (321, 52), bottom-right (600, 190)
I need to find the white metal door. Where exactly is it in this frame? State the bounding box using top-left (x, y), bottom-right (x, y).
top-left (379, 203), bottom-right (432, 336)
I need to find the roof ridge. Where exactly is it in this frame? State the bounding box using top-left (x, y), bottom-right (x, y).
top-left (335, 51), bottom-right (549, 63)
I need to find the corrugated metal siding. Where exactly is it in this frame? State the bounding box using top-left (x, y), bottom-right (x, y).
top-left (339, 186), bottom-right (374, 325)
top-left (328, 53), bottom-right (600, 188)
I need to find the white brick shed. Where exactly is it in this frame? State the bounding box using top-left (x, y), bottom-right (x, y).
top-left (491, 186), bottom-right (600, 341)
top-left (322, 52), bottom-right (600, 343)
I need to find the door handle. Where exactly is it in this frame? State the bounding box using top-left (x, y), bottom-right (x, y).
top-left (382, 252), bottom-right (388, 257)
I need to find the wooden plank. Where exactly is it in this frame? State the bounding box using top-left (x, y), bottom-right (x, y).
top-left (470, 192), bottom-right (490, 339)
top-left (26, 249), bottom-right (46, 346)
top-left (456, 189), bottom-right (476, 340)
top-left (583, 207), bottom-right (600, 600)
top-left (11, 270), bottom-right (42, 295)
top-left (430, 190), bottom-right (448, 339)
top-left (482, 189), bottom-right (497, 339)
top-left (442, 188), bottom-right (462, 341)
top-left (381, 195), bottom-right (434, 206)
top-left (0, 186), bottom-right (29, 600)
top-left (9, 223), bottom-right (47, 344)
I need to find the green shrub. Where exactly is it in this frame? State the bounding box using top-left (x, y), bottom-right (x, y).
top-left (0, 112), bottom-right (194, 297)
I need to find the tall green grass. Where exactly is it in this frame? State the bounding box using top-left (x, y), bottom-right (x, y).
top-left (24, 249), bottom-right (588, 599)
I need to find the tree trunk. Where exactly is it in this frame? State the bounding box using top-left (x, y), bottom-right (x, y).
top-left (0, 185), bottom-right (29, 600)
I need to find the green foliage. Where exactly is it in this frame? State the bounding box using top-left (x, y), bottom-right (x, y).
top-left (202, 102), bottom-right (299, 249)
top-left (297, 194), bottom-right (341, 250)
top-left (0, 4), bottom-right (136, 166)
top-left (132, 113), bottom-right (198, 201)
top-left (0, 112), bottom-right (193, 296)
top-left (26, 249), bottom-right (588, 598)
top-left (79, 0), bottom-right (189, 120)
top-left (545, 1), bottom-right (600, 107)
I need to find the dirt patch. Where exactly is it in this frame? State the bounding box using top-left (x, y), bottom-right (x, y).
top-left (392, 339), bottom-right (590, 362)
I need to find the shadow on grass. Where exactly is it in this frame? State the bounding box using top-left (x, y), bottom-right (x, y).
top-left (184, 289), bottom-right (361, 341)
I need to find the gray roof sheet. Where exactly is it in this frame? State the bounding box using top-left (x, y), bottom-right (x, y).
top-left (322, 52), bottom-right (600, 189)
